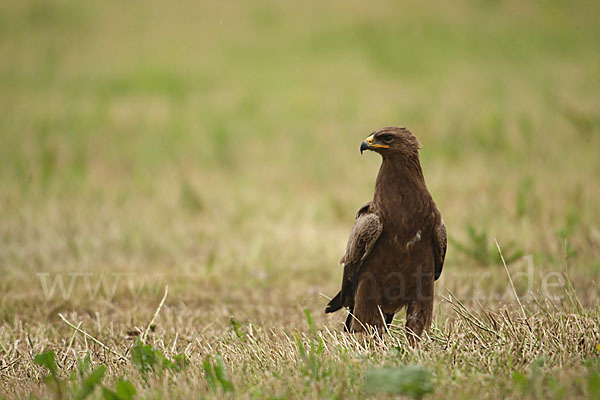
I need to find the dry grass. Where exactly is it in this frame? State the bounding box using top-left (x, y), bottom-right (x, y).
top-left (1, 0), bottom-right (600, 398)
top-left (1, 284), bottom-right (599, 399)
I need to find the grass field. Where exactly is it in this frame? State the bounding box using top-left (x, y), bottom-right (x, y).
top-left (1, 0), bottom-right (600, 398)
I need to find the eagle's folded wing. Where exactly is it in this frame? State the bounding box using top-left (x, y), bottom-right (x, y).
top-left (326, 202), bottom-right (382, 313)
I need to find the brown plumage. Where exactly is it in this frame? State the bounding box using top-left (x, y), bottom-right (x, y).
top-left (325, 127), bottom-right (446, 342)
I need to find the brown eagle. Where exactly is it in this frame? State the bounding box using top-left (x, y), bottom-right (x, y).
top-left (325, 127), bottom-right (446, 341)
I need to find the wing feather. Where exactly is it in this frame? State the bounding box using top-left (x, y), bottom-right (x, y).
top-left (326, 202), bottom-right (382, 313)
top-left (433, 219), bottom-right (447, 281)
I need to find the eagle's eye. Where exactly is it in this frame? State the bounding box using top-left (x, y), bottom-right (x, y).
top-left (380, 134), bottom-right (394, 143)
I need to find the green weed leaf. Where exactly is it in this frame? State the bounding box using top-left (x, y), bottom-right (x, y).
top-left (34, 350), bottom-right (58, 374)
top-left (75, 365), bottom-right (106, 400)
top-left (214, 354), bottom-right (235, 393)
top-left (203, 359), bottom-right (217, 393)
top-left (364, 365), bottom-right (434, 400)
top-left (102, 378), bottom-right (136, 400)
top-left (230, 317), bottom-right (246, 341)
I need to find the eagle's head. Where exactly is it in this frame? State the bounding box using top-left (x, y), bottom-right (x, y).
top-left (360, 127), bottom-right (421, 157)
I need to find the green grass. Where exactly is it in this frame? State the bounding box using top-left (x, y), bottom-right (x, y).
top-left (1, 0), bottom-right (600, 398)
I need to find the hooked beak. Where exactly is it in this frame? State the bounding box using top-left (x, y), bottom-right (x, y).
top-left (360, 140), bottom-right (370, 154)
top-left (360, 134), bottom-right (375, 154)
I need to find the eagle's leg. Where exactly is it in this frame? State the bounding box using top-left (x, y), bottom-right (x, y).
top-left (405, 295), bottom-right (433, 347)
top-left (348, 311), bottom-right (394, 332)
top-left (349, 278), bottom-right (385, 333)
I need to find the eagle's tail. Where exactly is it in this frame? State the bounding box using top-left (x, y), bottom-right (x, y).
top-left (325, 291), bottom-right (343, 313)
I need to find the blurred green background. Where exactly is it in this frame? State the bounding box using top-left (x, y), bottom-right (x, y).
top-left (1, 0), bottom-right (599, 307)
